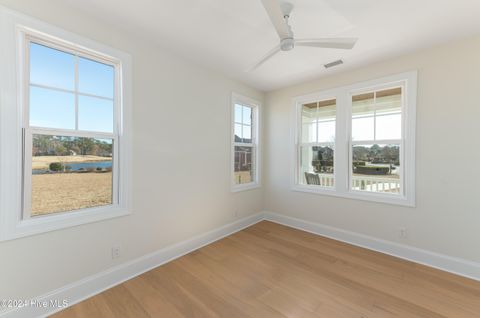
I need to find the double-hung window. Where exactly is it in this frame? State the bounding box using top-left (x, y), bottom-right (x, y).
top-left (0, 9), bottom-right (132, 240)
top-left (350, 87), bottom-right (403, 194)
top-left (24, 37), bottom-right (118, 218)
top-left (231, 93), bottom-right (260, 191)
top-left (293, 72), bottom-right (416, 206)
top-left (299, 98), bottom-right (336, 188)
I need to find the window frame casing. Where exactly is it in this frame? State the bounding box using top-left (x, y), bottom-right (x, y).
top-left (292, 72), bottom-right (417, 207)
top-left (231, 93), bottom-right (261, 192)
top-left (0, 7), bottom-right (132, 241)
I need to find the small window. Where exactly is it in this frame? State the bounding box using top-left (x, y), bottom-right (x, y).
top-left (231, 94), bottom-right (260, 191)
top-left (298, 99), bottom-right (336, 188)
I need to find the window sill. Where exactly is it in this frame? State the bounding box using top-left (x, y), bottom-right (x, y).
top-left (1, 206), bottom-right (131, 242)
top-left (292, 185), bottom-right (415, 207)
top-left (231, 183), bottom-right (261, 193)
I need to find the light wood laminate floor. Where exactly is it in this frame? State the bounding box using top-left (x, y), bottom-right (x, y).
top-left (53, 221), bottom-right (480, 318)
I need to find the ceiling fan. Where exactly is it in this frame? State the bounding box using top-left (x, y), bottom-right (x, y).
top-left (249, 0), bottom-right (358, 71)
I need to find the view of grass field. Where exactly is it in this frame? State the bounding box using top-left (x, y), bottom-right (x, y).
top-left (32, 172), bottom-right (112, 216)
top-left (32, 155), bottom-right (111, 170)
top-left (30, 134), bottom-right (114, 216)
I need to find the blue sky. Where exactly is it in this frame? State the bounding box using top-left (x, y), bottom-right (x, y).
top-left (29, 42), bottom-right (114, 133)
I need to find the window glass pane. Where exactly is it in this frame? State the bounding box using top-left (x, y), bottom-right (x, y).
top-left (234, 124), bottom-right (243, 142)
top-left (302, 123), bottom-right (317, 143)
top-left (352, 117), bottom-right (374, 141)
top-left (352, 92), bottom-right (375, 115)
top-left (78, 57), bottom-right (114, 99)
top-left (352, 92), bottom-right (374, 141)
top-left (299, 146), bottom-right (334, 187)
top-left (317, 99), bottom-right (336, 143)
top-left (30, 86), bottom-right (75, 129)
top-left (318, 121), bottom-right (336, 143)
top-left (30, 42), bottom-right (75, 90)
top-left (375, 87), bottom-right (402, 140)
top-left (376, 114), bottom-right (401, 140)
top-left (31, 134), bottom-right (113, 216)
top-left (376, 87), bottom-right (402, 115)
top-left (78, 95), bottom-right (114, 133)
top-left (234, 146), bottom-right (254, 184)
top-left (301, 103), bottom-right (317, 143)
top-left (242, 124), bottom-right (252, 143)
top-left (234, 104), bottom-right (243, 123)
top-left (352, 144), bottom-right (400, 194)
top-left (242, 106), bottom-right (252, 125)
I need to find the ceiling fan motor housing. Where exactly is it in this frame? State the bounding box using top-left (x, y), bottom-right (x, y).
top-left (280, 38), bottom-right (295, 51)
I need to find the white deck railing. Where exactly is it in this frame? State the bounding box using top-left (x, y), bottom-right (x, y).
top-left (318, 174), bottom-right (335, 187)
top-left (351, 176), bottom-right (400, 193)
top-left (313, 174), bottom-right (400, 193)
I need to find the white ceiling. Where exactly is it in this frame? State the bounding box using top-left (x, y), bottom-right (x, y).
top-left (62, 0), bottom-right (480, 91)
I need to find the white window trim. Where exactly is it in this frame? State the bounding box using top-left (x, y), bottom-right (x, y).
top-left (0, 7), bottom-right (133, 241)
top-left (291, 71), bottom-right (417, 207)
top-left (231, 93), bottom-right (261, 192)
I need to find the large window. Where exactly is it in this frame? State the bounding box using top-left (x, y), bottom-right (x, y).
top-left (293, 72), bottom-right (416, 206)
top-left (24, 39), bottom-right (117, 218)
top-left (0, 10), bottom-right (132, 241)
top-left (231, 93), bottom-right (260, 191)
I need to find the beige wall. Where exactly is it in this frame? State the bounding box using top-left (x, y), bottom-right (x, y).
top-left (264, 35), bottom-right (480, 263)
top-left (0, 0), bottom-right (264, 303)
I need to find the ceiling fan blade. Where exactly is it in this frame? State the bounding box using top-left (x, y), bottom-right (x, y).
top-left (295, 38), bottom-right (358, 50)
top-left (260, 0), bottom-right (290, 39)
top-left (247, 45), bottom-right (281, 72)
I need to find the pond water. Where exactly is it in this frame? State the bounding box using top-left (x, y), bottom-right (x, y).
top-left (32, 161), bottom-right (112, 175)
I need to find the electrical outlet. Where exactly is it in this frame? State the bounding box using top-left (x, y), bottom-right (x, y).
top-left (399, 227), bottom-right (408, 239)
top-left (111, 245), bottom-right (121, 259)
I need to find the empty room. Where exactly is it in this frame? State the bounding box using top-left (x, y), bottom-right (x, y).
top-left (1, 0), bottom-right (480, 317)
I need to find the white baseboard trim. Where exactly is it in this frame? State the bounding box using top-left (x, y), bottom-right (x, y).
top-left (1, 212), bottom-right (264, 318)
top-left (3, 211), bottom-right (479, 317)
top-left (264, 211), bottom-right (480, 282)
